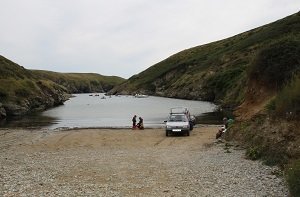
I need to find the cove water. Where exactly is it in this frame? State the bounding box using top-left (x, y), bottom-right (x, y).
top-left (43, 94), bottom-right (216, 129)
top-left (0, 94), bottom-right (216, 129)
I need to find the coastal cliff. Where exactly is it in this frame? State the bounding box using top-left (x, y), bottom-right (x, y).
top-left (0, 55), bottom-right (125, 119)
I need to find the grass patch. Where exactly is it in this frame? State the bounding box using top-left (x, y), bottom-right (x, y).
top-left (274, 74), bottom-right (300, 117)
top-left (248, 38), bottom-right (300, 90)
top-left (245, 144), bottom-right (288, 166)
top-left (0, 86), bottom-right (8, 100)
top-left (262, 147), bottom-right (289, 166)
top-left (204, 64), bottom-right (246, 101)
top-left (265, 98), bottom-right (276, 111)
top-left (246, 146), bottom-right (262, 160)
top-left (286, 159), bottom-right (300, 196)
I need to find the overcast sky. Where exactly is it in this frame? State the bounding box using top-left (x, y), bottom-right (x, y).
top-left (1, 1), bottom-right (299, 79)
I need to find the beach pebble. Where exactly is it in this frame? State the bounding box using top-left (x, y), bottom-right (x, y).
top-left (0, 128), bottom-right (289, 196)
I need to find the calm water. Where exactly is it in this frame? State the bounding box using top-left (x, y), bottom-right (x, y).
top-left (1, 94), bottom-right (216, 129)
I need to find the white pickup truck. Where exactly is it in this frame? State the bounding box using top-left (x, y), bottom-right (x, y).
top-left (165, 107), bottom-right (196, 137)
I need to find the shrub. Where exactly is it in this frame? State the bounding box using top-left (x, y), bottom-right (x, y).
top-left (249, 38), bottom-right (300, 90)
top-left (25, 80), bottom-right (36, 89)
top-left (274, 74), bottom-right (300, 116)
top-left (246, 146), bottom-right (262, 160)
top-left (0, 87), bottom-right (8, 98)
top-left (265, 98), bottom-right (276, 111)
top-left (15, 88), bottom-right (31, 97)
top-left (204, 65), bottom-right (245, 101)
top-left (262, 147), bottom-right (289, 166)
top-left (286, 159), bottom-right (300, 197)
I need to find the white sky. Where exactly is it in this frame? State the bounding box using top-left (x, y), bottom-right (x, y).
top-left (0, 1), bottom-right (299, 79)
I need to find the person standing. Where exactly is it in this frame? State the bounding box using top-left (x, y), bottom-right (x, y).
top-left (223, 117), bottom-right (228, 129)
top-left (132, 115), bottom-right (137, 129)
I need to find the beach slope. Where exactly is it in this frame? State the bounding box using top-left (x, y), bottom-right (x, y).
top-left (0, 126), bottom-right (287, 196)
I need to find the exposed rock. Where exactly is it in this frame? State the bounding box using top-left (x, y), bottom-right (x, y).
top-left (2, 91), bottom-right (69, 118)
top-left (0, 103), bottom-right (6, 119)
top-left (3, 103), bottom-right (28, 116)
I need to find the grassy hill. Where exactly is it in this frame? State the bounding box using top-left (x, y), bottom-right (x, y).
top-left (110, 12), bottom-right (300, 195)
top-left (111, 12), bottom-right (300, 109)
top-left (0, 56), bottom-right (68, 117)
top-left (0, 56), bottom-right (125, 118)
top-left (31, 70), bottom-right (125, 93)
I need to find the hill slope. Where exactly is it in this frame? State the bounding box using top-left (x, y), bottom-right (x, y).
top-left (110, 15), bottom-right (300, 194)
top-left (0, 56), bottom-right (125, 119)
top-left (0, 56), bottom-right (68, 118)
top-left (111, 12), bottom-right (300, 110)
top-left (31, 70), bottom-right (125, 93)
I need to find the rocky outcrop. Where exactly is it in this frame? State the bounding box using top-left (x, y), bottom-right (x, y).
top-left (3, 103), bottom-right (28, 116)
top-left (0, 103), bottom-right (6, 119)
top-left (0, 82), bottom-right (70, 119)
top-left (2, 93), bottom-right (69, 118)
top-left (1, 55), bottom-right (123, 120)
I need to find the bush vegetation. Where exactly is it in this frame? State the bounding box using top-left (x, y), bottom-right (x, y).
top-left (286, 159), bottom-right (300, 196)
top-left (248, 38), bottom-right (300, 90)
top-left (274, 74), bottom-right (300, 117)
top-left (246, 146), bottom-right (262, 160)
top-left (204, 64), bottom-right (246, 102)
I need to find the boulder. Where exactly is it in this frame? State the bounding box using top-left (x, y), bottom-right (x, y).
top-left (0, 103), bottom-right (7, 119)
top-left (3, 102), bottom-right (29, 116)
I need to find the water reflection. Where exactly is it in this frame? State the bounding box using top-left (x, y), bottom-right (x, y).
top-left (0, 112), bottom-right (57, 129)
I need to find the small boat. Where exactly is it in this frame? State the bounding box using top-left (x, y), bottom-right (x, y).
top-left (134, 94), bottom-right (149, 98)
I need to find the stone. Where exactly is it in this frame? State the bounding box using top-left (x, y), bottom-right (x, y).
top-left (3, 102), bottom-right (28, 116)
top-left (0, 102), bottom-right (7, 119)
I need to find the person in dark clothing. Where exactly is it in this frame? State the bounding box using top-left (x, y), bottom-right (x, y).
top-left (223, 117), bottom-right (228, 129)
top-left (137, 117), bottom-right (144, 130)
top-left (132, 115), bottom-right (137, 129)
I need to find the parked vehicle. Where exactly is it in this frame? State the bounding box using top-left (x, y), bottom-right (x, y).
top-left (165, 107), bottom-right (196, 137)
top-left (165, 113), bottom-right (190, 136)
top-left (171, 107), bottom-right (196, 128)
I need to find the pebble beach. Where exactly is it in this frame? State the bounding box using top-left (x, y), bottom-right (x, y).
top-left (0, 126), bottom-right (288, 196)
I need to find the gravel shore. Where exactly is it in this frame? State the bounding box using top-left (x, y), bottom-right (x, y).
top-left (0, 126), bottom-right (288, 196)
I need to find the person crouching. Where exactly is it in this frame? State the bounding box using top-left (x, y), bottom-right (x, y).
top-left (137, 117), bottom-right (144, 130)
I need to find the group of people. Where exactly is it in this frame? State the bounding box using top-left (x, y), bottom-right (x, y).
top-left (132, 115), bottom-right (144, 130)
top-left (216, 117), bottom-right (234, 139)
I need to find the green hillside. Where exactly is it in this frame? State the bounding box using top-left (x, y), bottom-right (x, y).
top-left (0, 56), bottom-right (125, 119)
top-left (0, 56), bottom-right (69, 118)
top-left (111, 12), bottom-right (300, 108)
top-left (110, 12), bottom-right (300, 195)
top-left (31, 70), bottom-right (125, 93)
